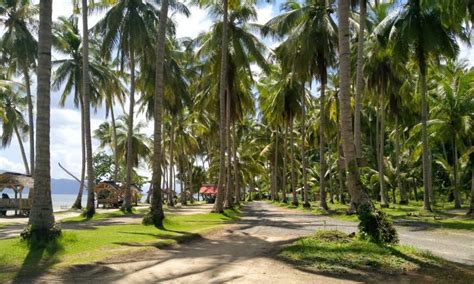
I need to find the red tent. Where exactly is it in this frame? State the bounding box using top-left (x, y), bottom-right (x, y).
top-left (199, 184), bottom-right (218, 195)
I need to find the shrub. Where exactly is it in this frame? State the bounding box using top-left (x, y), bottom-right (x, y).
top-left (357, 203), bottom-right (398, 244)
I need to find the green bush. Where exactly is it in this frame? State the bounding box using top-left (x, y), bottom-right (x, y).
top-left (357, 203), bottom-right (398, 244)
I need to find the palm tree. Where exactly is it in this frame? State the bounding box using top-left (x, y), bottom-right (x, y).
top-left (375, 0), bottom-right (459, 211)
top-left (0, 83), bottom-right (30, 174)
top-left (337, 0), bottom-right (370, 210)
top-left (0, 0), bottom-right (38, 176)
top-left (95, 0), bottom-right (158, 212)
top-left (263, 0), bottom-right (338, 209)
top-left (354, 0), bottom-right (367, 157)
top-left (28, 0), bottom-right (55, 237)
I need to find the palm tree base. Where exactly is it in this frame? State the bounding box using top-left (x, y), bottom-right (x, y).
top-left (291, 201), bottom-right (299, 207)
top-left (302, 202), bottom-right (311, 208)
top-left (20, 224), bottom-right (62, 242)
top-left (399, 200), bottom-right (409, 205)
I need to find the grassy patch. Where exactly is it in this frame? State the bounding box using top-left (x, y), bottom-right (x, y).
top-left (61, 207), bottom-right (149, 223)
top-left (280, 230), bottom-right (474, 281)
top-left (0, 209), bottom-right (239, 282)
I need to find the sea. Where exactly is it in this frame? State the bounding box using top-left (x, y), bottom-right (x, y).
top-left (52, 194), bottom-right (87, 212)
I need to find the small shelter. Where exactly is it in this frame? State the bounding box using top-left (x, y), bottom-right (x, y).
top-left (95, 181), bottom-right (122, 208)
top-left (0, 172), bottom-right (34, 216)
top-left (199, 184), bottom-right (218, 203)
top-left (129, 184), bottom-right (142, 205)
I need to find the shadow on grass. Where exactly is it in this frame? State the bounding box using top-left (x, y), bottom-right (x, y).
top-left (12, 238), bottom-right (64, 283)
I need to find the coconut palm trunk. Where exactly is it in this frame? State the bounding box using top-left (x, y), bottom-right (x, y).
top-left (395, 116), bottom-right (407, 204)
top-left (379, 93), bottom-right (388, 207)
top-left (354, 0), bottom-right (366, 157)
top-left (320, 75), bottom-right (328, 209)
top-left (14, 124), bottom-right (30, 175)
top-left (72, 95), bottom-right (85, 209)
top-left (168, 116), bottom-right (175, 207)
top-left (289, 115), bottom-right (298, 206)
top-left (110, 103), bottom-right (119, 181)
top-left (149, 0), bottom-right (168, 226)
top-left (419, 60), bottom-right (431, 211)
top-left (282, 120), bottom-right (288, 203)
top-left (23, 69), bottom-right (35, 176)
top-left (213, 0), bottom-right (229, 213)
top-left (123, 41), bottom-right (135, 212)
top-left (452, 138), bottom-right (461, 208)
top-left (337, 0), bottom-right (370, 209)
top-left (273, 128), bottom-right (279, 201)
top-left (301, 89), bottom-right (309, 207)
top-left (224, 90), bottom-right (233, 208)
top-left (468, 169), bottom-right (474, 215)
top-left (82, 0), bottom-right (95, 218)
top-left (28, 0), bottom-right (55, 234)
top-left (233, 123), bottom-right (240, 204)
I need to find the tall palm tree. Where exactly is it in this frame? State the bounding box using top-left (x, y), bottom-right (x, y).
top-left (0, 84), bottom-right (30, 174)
top-left (28, 0), bottom-right (55, 237)
top-left (337, 0), bottom-right (370, 210)
top-left (375, 0), bottom-right (459, 211)
top-left (263, 0), bottom-right (338, 209)
top-left (95, 0), bottom-right (158, 212)
top-left (354, 0), bottom-right (367, 157)
top-left (0, 0), bottom-right (38, 176)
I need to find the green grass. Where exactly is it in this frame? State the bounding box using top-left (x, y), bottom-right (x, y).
top-left (280, 230), bottom-right (474, 281)
top-left (0, 209), bottom-right (239, 282)
top-left (61, 207), bottom-right (149, 223)
top-left (270, 200), bottom-right (474, 231)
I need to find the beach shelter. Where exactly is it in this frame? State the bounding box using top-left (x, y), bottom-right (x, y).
top-left (0, 172), bottom-right (34, 216)
top-left (199, 184), bottom-right (218, 203)
top-left (95, 181), bottom-right (122, 208)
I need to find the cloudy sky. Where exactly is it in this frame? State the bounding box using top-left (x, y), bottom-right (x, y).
top-left (1, 1), bottom-right (473, 180)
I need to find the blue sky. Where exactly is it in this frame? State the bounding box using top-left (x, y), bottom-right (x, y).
top-left (1, 1), bottom-right (474, 179)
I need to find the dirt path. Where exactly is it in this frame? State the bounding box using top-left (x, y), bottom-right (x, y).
top-left (33, 201), bottom-right (474, 283)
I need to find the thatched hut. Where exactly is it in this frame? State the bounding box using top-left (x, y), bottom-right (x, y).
top-left (129, 184), bottom-right (142, 205)
top-left (0, 172), bottom-right (34, 216)
top-left (95, 181), bottom-right (122, 208)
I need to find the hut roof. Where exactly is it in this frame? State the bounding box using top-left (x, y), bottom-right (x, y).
top-left (199, 184), bottom-right (217, 194)
top-left (0, 172), bottom-right (33, 192)
top-left (95, 181), bottom-right (121, 192)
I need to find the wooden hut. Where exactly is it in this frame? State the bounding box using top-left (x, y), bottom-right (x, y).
top-left (199, 184), bottom-right (217, 203)
top-left (95, 181), bottom-right (122, 208)
top-left (0, 172), bottom-right (33, 216)
top-left (129, 184), bottom-right (142, 205)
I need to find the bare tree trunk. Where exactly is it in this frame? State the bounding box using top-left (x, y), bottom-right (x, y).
top-left (273, 128), bottom-right (279, 201)
top-left (233, 123), bottom-right (240, 205)
top-left (379, 93), bottom-right (388, 207)
top-left (23, 69), bottom-right (35, 176)
top-left (282, 121), bottom-right (288, 203)
top-left (290, 116), bottom-right (298, 206)
top-left (29, 0), bottom-right (55, 234)
top-left (72, 95), bottom-right (85, 209)
top-left (123, 40), bottom-right (135, 212)
top-left (14, 125), bottom-right (30, 175)
top-left (468, 170), bottom-right (474, 215)
top-left (320, 77), bottom-right (328, 209)
top-left (110, 104), bottom-right (119, 181)
top-left (354, 0), bottom-right (366, 157)
top-left (337, 0), bottom-right (371, 210)
top-left (213, 0), bottom-right (228, 213)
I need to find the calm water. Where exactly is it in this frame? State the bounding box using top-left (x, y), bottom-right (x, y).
top-left (52, 194), bottom-right (87, 212)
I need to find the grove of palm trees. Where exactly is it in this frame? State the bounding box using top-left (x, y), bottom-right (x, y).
top-left (1, 0), bottom-right (474, 282)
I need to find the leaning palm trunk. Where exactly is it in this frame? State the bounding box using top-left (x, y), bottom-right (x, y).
top-left (337, 0), bottom-right (370, 209)
top-left (319, 77), bottom-right (328, 209)
top-left (354, 0), bottom-right (366, 157)
top-left (379, 94), bottom-right (388, 207)
top-left (23, 68), bottom-right (35, 176)
top-left (123, 42), bottom-right (135, 212)
top-left (14, 125), bottom-right (30, 175)
top-left (72, 96), bottom-right (85, 209)
top-left (28, 0), bottom-right (55, 234)
top-left (83, 0), bottom-right (95, 217)
top-left (289, 116), bottom-right (298, 206)
top-left (213, 0), bottom-right (229, 213)
top-left (419, 61), bottom-right (431, 211)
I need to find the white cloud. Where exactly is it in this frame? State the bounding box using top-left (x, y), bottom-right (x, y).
top-left (0, 157), bottom-right (25, 173)
top-left (174, 5), bottom-right (213, 39)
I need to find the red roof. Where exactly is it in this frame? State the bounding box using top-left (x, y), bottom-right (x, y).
top-left (199, 184), bottom-right (218, 194)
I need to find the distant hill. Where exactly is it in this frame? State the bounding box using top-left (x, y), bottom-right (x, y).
top-left (0, 170), bottom-right (80, 195)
